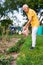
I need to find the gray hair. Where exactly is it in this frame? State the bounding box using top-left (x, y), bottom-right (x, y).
top-left (22, 4), bottom-right (28, 9)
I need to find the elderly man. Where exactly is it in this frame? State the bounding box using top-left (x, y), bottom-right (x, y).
top-left (22, 4), bottom-right (40, 50)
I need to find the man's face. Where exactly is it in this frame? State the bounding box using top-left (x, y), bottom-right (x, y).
top-left (23, 7), bottom-right (29, 13)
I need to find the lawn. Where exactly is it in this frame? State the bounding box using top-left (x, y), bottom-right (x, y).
top-left (0, 34), bottom-right (43, 65)
top-left (16, 35), bottom-right (43, 65)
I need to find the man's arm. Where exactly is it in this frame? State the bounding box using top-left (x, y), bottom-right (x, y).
top-left (25, 16), bottom-right (33, 28)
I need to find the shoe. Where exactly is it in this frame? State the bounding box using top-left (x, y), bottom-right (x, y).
top-left (30, 47), bottom-right (34, 50)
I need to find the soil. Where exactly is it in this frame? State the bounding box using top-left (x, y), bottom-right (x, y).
top-left (0, 37), bottom-right (20, 65)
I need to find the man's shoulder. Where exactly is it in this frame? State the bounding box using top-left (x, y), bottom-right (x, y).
top-left (29, 8), bottom-right (34, 12)
top-left (29, 8), bottom-right (37, 16)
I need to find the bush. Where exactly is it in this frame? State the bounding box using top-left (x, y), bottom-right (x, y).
top-left (0, 19), bottom-right (12, 34)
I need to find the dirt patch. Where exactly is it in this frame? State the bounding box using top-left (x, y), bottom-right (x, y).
top-left (0, 37), bottom-right (20, 65)
top-left (10, 52), bottom-right (19, 65)
top-left (0, 38), bottom-right (20, 53)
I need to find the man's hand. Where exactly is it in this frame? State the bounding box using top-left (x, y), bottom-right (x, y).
top-left (22, 27), bottom-right (29, 37)
top-left (23, 26), bottom-right (27, 30)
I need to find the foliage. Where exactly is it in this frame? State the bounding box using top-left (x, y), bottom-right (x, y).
top-left (0, 19), bottom-right (13, 41)
top-left (0, 19), bottom-right (12, 33)
top-left (16, 35), bottom-right (43, 65)
top-left (0, 0), bottom-right (43, 18)
top-left (1, 19), bottom-right (12, 28)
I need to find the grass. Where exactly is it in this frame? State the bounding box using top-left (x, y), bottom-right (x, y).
top-left (0, 34), bottom-right (43, 65)
top-left (16, 35), bottom-right (43, 65)
top-left (6, 37), bottom-right (25, 53)
top-left (0, 53), bottom-right (14, 65)
top-left (0, 33), bottom-right (23, 40)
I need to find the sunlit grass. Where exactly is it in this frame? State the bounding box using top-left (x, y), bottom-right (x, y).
top-left (16, 35), bottom-right (43, 65)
